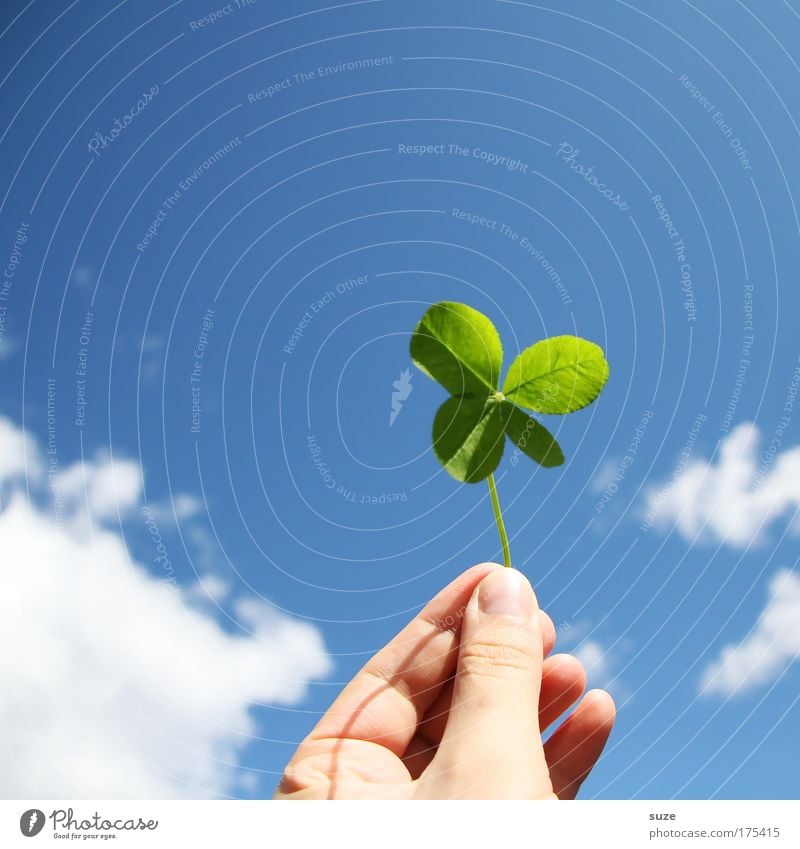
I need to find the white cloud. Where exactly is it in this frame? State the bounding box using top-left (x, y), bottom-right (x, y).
top-left (0, 417), bottom-right (43, 486)
top-left (0, 416), bottom-right (331, 798)
top-left (0, 335), bottom-right (19, 360)
top-left (173, 493), bottom-right (202, 519)
top-left (700, 568), bottom-right (800, 696)
top-left (561, 621), bottom-right (626, 698)
top-left (573, 640), bottom-right (609, 679)
top-left (591, 458), bottom-right (620, 494)
top-left (58, 454), bottom-right (143, 521)
top-left (643, 423), bottom-right (800, 546)
top-left (184, 524), bottom-right (223, 572)
top-left (142, 493), bottom-right (203, 524)
top-left (572, 639), bottom-right (619, 695)
top-left (188, 574), bottom-right (232, 604)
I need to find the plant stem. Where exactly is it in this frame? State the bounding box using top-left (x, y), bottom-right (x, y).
top-left (487, 472), bottom-right (512, 568)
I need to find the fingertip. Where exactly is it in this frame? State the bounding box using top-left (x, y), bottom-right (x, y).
top-left (584, 688), bottom-right (617, 727)
top-left (539, 654), bottom-right (587, 731)
top-left (444, 562), bottom-right (501, 605)
top-left (474, 566), bottom-right (538, 621)
top-left (546, 652), bottom-right (587, 690)
top-left (471, 561), bottom-right (505, 571)
top-left (460, 561), bottom-right (503, 586)
top-left (539, 610), bottom-right (556, 655)
top-left (585, 687), bottom-right (615, 706)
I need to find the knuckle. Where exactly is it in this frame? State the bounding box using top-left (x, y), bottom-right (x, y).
top-left (276, 761), bottom-right (317, 796)
top-left (276, 752), bottom-right (335, 798)
top-left (459, 636), bottom-right (537, 681)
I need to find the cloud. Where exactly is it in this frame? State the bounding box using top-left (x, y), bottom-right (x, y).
top-left (0, 417), bottom-right (43, 485)
top-left (142, 493), bottom-right (203, 524)
top-left (0, 335), bottom-right (19, 360)
top-left (642, 423), bottom-right (800, 546)
top-left (0, 416), bottom-right (331, 798)
top-left (55, 455), bottom-right (199, 525)
top-left (571, 638), bottom-right (622, 696)
top-left (561, 621), bottom-right (622, 696)
top-left (188, 574), bottom-right (232, 605)
top-left (591, 458), bottom-right (620, 494)
top-left (700, 568), bottom-right (800, 696)
top-left (173, 493), bottom-right (202, 519)
top-left (58, 454), bottom-right (143, 521)
top-left (573, 640), bottom-right (610, 680)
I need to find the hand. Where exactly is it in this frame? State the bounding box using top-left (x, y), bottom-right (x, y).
top-left (276, 563), bottom-right (616, 799)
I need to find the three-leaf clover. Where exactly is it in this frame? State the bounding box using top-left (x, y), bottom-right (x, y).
top-left (410, 301), bottom-right (609, 567)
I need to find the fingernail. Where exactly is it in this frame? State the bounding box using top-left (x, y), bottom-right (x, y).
top-left (477, 568), bottom-right (536, 620)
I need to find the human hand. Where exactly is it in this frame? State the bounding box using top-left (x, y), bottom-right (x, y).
top-left (275, 563), bottom-right (616, 799)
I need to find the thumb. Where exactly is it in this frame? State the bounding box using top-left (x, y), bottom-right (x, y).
top-left (426, 567), bottom-right (553, 799)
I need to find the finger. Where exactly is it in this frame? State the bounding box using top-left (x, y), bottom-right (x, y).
top-left (539, 653), bottom-right (586, 732)
top-left (401, 734), bottom-right (438, 779)
top-left (411, 647), bottom-right (580, 753)
top-left (307, 562), bottom-right (498, 755)
top-left (403, 652), bottom-right (585, 779)
top-left (539, 610), bottom-right (557, 657)
top-left (544, 689), bottom-right (616, 799)
top-left (427, 568), bottom-right (551, 798)
top-left (405, 609), bottom-right (557, 756)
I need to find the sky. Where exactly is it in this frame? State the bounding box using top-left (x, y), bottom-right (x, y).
top-left (0, 0), bottom-right (799, 800)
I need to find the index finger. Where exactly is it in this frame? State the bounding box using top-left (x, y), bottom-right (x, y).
top-left (307, 562), bottom-right (499, 756)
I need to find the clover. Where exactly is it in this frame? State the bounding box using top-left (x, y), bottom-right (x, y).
top-left (410, 301), bottom-right (609, 567)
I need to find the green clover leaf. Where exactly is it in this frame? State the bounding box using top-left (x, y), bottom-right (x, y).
top-left (432, 395), bottom-right (506, 484)
top-left (410, 301), bottom-right (609, 566)
top-left (409, 301), bottom-right (502, 395)
top-left (503, 335), bottom-right (610, 414)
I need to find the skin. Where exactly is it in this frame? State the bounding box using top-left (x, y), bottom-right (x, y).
top-left (276, 563), bottom-right (616, 799)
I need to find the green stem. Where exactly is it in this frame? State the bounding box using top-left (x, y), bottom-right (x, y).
top-left (487, 472), bottom-right (512, 568)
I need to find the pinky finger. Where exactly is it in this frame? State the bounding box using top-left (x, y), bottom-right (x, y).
top-left (543, 689), bottom-right (616, 800)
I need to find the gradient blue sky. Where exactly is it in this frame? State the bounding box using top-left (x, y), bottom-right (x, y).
top-left (1, 0), bottom-right (799, 800)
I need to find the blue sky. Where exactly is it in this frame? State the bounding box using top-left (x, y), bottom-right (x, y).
top-left (1, 0), bottom-right (799, 800)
